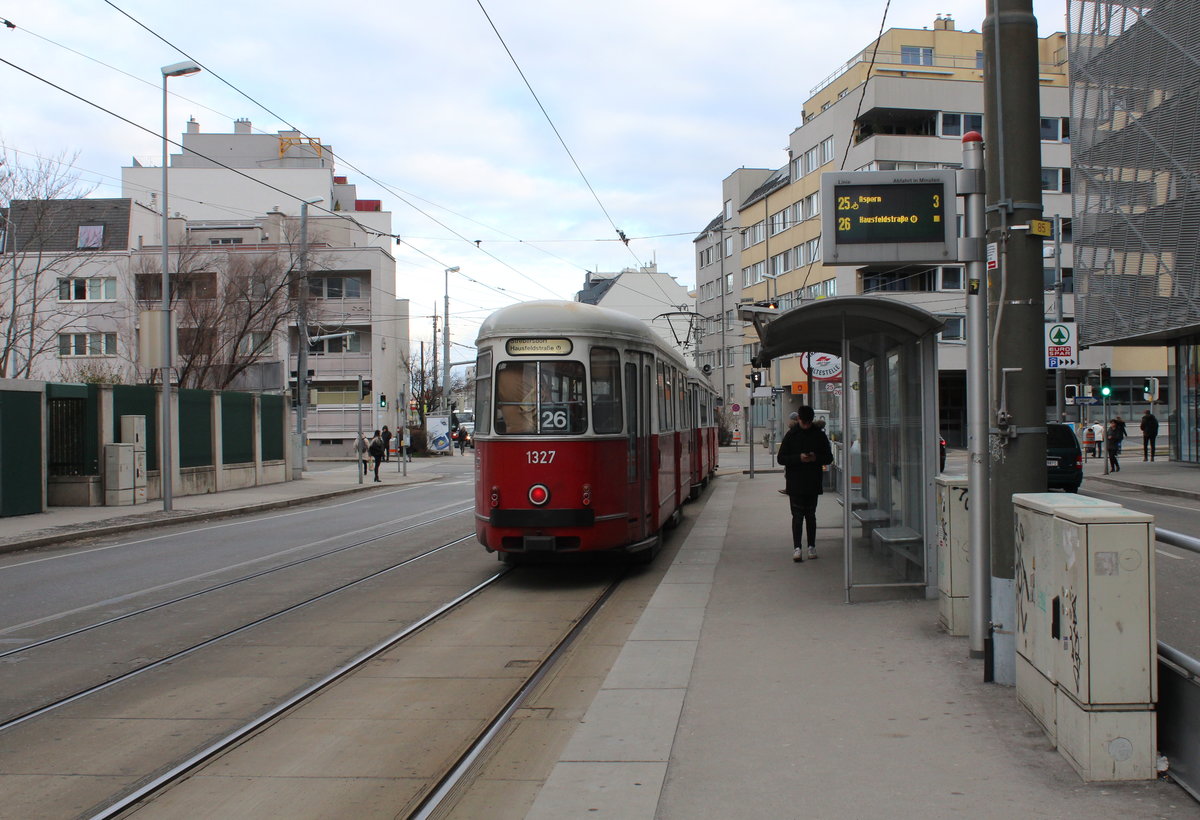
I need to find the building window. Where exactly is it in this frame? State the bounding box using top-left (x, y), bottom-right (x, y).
top-left (210, 237), bottom-right (244, 245)
top-left (769, 209), bottom-right (789, 236)
top-left (821, 136), bottom-right (835, 165)
top-left (58, 277), bottom-right (116, 302)
top-left (723, 199), bottom-right (733, 220)
top-left (901, 45), bottom-right (934, 66)
top-left (238, 331), bottom-right (274, 357)
top-left (77, 225), bottom-right (104, 249)
top-left (940, 266), bottom-right (964, 291)
top-left (975, 50), bottom-right (984, 69)
top-left (58, 332), bottom-right (116, 357)
top-left (1040, 117), bottom-right (1071, 142)
top-left (770, 250), bottom-right (791, 277)
top-left (939, 316), bottom-right (965, 341)
top-left (802, 146), bottom-right (820, 176)
top-left (940, 112), bottom-right (984, 137)
top-left (724, 236), bottom-right (734, 258)
top-left (309, 275), bottom-right (363, 299)
top-left (1041, 168), bottom-right (1072, 193)
top-left (805, 236), bottom-right (820, 264)
top-left (725, 272), bottom-right (733, 294)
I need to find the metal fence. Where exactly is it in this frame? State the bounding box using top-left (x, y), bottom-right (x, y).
top-left (47, 397), bottom-right (88, 476)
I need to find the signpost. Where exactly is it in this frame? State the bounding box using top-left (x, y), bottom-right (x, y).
top-left (1045, 321), bottom-right (1077, 368)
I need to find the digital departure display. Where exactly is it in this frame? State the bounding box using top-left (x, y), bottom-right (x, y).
top-left (833, 182), bottom-right (946, 244)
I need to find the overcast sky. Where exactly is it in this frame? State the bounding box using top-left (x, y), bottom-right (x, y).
top-left (1, 0), bottom-right (1067, 354)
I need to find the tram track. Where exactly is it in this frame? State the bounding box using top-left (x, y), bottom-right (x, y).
top-left (0, 531), bottom-right (476, 734)
top-left (0, 506), bottom-right (473, 663)
top-left (88, 563), bottom-right (632, 820)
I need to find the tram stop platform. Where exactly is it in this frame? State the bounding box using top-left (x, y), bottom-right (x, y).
top-left (0, 447), bottom-right (1197, 816)
top-left (526, 443), bottom-right (1196, 819)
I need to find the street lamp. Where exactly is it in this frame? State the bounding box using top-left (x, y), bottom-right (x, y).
top-left (443, 266), bottom-right (459, 413)
top-left (294, 197), bottom-right (323, 478)
top-left (160, 59), bottom-right (202, 512)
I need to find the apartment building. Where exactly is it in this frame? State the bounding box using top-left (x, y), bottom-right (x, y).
top-left (122, 119), bottom-right (407, 454)
top-left (694, 16), bottom-right (1140, 446)
top-left (576, 263), bottom-right (694, 356)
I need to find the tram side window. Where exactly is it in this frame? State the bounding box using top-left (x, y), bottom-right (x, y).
top-left (590, 347), bottom-right (623, 433)
top-left (475, 350), bottom-right (492, 435)
top-left (494, 360), bottom-right (587, 435)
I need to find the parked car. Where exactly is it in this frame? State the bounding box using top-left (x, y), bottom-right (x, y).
top-left (1046, 421), bottom-right (1083, 492)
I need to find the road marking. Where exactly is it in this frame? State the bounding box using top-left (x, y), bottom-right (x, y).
top-left (1156, 549), bottom-right (1186, 560)
top-left (1084, 488), bottom-right (1199, 513)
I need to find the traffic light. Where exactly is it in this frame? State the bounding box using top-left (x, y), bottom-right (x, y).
top-left (1143, 377), bottom-right (1159, 402)
top-left (361, 378), bottom-right (373, 399)
top-left (751, 371), bottom-right (763, 387)
top-left (379, 393), bottom-right (387, 409)
top-left (1099, 366), bottom-right (1112, 398)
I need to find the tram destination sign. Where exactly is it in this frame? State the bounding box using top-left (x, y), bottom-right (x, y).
top-left (821, 169), bottom-right (958, 265)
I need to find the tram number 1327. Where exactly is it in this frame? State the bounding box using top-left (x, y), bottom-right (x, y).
top-left (526, 450), bottom-right (556, 464)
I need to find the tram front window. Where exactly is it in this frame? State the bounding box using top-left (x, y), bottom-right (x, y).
top-left (495, 360), bottom-right (587, 434)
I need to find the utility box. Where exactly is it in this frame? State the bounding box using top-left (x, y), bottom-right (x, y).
top-left (1052, 505), bottom-right (1156, 781)
top-left (120, 415), bottom-right (147, 452)
top-left (104, 443), bottom-right (135, 506)
top-left (935, 475), bottom-right (969, 636)
top-left (1012, 493), bottom-right (1120, 741)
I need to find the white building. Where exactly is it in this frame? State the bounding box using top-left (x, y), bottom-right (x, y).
top-left (576, 263), bottom-right (694, 357)
top-left (122, 119), bottom-right (408, 454)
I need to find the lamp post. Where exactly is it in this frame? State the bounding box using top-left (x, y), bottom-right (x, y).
top-left (160, 59), bottom-right (201, 512)
top-left (443, 266), bottom-right (459, 413)
top-left (294, 197), bottom-right (323, 479)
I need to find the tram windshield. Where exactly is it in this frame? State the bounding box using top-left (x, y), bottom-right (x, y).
top-left (495, 360), bottom-right (587, 434)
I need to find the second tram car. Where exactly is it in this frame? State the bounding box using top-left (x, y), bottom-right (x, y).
top-left (473, 300), bottom-right (718, 562)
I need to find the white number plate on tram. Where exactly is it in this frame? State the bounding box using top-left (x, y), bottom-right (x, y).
top-left (527, 450), bottom-right (556, 464)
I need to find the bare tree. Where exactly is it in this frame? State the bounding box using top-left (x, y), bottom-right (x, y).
top-left (401, 346), bottom-right (441, 426)
top-left (133, 240), bottom-right (305, 391)
top-left (0, 146), bottom-right (106, 378)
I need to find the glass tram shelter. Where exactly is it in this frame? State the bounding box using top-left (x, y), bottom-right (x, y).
top-left (755, 296), bottom-right (944, 602)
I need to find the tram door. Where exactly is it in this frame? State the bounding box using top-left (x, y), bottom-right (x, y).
top-left (625, 355), bottom-right (653, 543)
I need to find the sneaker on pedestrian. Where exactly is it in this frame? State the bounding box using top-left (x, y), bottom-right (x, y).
top-left (792, 547), bottom-right (803, 563)
top-left (807, 546), bottom-right (818, 560)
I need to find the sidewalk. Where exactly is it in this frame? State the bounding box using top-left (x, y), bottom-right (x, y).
top-left (0, 458), bottom-right (439, 554)
top-left (527, 444), bottom-right (1194, 818)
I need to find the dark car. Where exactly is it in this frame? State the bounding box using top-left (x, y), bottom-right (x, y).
top-left (1046, 421), bottom-right (1083, 492)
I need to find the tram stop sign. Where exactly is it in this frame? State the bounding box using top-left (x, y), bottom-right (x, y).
top-left (1045, 322), bottom-right (1077, 368)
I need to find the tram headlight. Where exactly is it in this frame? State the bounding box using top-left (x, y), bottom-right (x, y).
top-left (582, 483), bottom-right (592, 506)
top-left (529, 484), bottom-right (550, 506)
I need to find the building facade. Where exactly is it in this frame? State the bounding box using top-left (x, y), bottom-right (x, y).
top-left (694, 15), bottom-right (1162, 447)
top-left (576, 263), bottom-right (694, 357)
top-left (122, 119), bottom-right (407, 454)
top-left (1067, 0), bottom-right (1198, 461)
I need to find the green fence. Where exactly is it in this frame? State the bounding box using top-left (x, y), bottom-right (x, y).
top-left (112, 384), bottom-right (158, 471)
top-left (260, 394), bottom-right (284, 461)
top-left (179, 388), bottom-right (214, 469)
top-left (221, 392), bottom-right (254, 465)
top-left (0, 390), bottom-right (43, 516)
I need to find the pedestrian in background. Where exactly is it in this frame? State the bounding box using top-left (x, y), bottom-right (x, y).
top-left (381, 425), bottom-right (392, 462)
top-left (355, 433), bottom-right (370, 476)
top-left (368, 430), bottom-right (385, 482)
top-left (777, 405), bottom-right (833, 562)
top-left (1106, 418), bottom-right (1125, 472)
top-left (1140, 409), bottom-right (1159, 461)
top-left (1089, 420), bottom-right (1104, 459)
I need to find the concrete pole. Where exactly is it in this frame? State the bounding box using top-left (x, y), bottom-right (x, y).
top-left (963, 133), bottom-right (992, 662)
top-left (443, 266), bottom-right (459, 413)
top-left (294, 199), bottom-right (317, 479)
top-left (983, 0), bottom-right (1048, 686)
top-left (357, 374), bottom-right (364, 485)
top-left (160, 74), bottom-right (174, 513)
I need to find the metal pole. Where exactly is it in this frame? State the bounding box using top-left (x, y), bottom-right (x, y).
top-left (983, 0), bottom-right (1045, 686)
top-left (443, 266), bottom-right (459, 413)
top-left (963, 133), bottom-right (992, 660)
top-left (357, 374), bottom-right (364, 485)
top-left (747, 399), bottom-right (755, 478)
top-left (1053, 214), bottom-right (1064, 422)
top-left (160, 73), bottom-right (173, 512)
top-left (294, 200), bottom-right (313, 479)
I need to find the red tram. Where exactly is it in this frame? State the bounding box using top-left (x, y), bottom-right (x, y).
top-left (472, 300), bottom-right (719, 562)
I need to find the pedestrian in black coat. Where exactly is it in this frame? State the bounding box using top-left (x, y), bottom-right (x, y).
top-left (777, 405), bottom-right (834, 562)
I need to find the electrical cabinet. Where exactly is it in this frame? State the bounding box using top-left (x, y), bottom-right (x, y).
top-left (104, 443), bottom-right (135, 506)
top-left (1052, 505), bottom-right (1156, 781)
top-left (1012, 493), bottom-right (1120, 741)
top-left (935, 475), bottom-right (969, 636)
top-left (120, 415), bottom-right (147, 452)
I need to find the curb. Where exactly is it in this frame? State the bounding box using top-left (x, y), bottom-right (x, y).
top-left (1085, 474), bottom-right (1200, 503)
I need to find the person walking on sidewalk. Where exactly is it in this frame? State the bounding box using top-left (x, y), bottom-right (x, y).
top-left (777, 405), bottom-right (833, 562)
top-left (1140, 409), bottom-right (1159, 461)
top-left (778, 412), bottom-right (800, 496)
top-left (1106, 418), bottom-right (1125, 472)
top-left (355, 433), bottom-right (371, 476)
top-left (381, 425), bottom-right (392, 462)
top-left (368, 430), bottom-right (385, 482)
